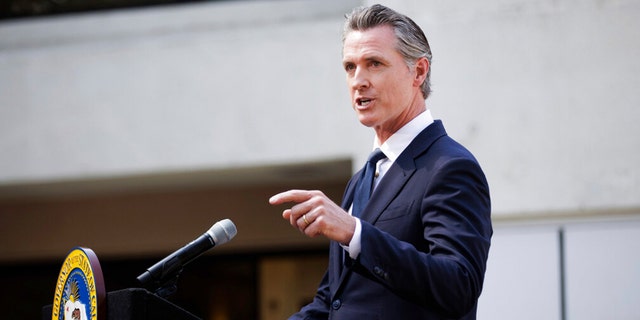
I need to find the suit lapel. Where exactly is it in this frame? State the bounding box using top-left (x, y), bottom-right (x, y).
top-left (359, 120), bottom-right (447, 224)
top-left (359, 160), bottom-right (415, 224)
top-left (341, 170), bottom-right (360, 212)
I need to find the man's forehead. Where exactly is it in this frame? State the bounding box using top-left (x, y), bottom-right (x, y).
top-left (342, 26), bottom-right (398, 59)
top-left (343, 25), bottom-right (396, 43)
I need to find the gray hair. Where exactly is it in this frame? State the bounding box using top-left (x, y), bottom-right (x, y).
top-left (342, 4), bottom-right (433, 99)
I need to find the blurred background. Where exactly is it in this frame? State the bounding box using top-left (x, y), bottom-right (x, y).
top-left (1, 0), bottom-right (638, 319)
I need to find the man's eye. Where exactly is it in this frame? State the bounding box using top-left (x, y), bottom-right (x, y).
top-left (371, 61), bottom-right (381, 67)
top-left (344, 64), bottom-right (355, 72)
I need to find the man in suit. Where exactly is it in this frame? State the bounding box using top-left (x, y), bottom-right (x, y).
top-left (269, 4), bottom-right (492, 319)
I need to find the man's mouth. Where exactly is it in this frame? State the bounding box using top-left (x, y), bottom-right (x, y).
top-left (357, 97), bottom-right (372, 107)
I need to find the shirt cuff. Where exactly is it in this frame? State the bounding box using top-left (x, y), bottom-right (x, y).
top-left (340, 217), bottom-right (362, 259)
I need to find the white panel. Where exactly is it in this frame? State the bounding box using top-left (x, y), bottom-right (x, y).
top-left (565, 219), bottom-right (640, 320)
top-left (478, 225), bottom-right (560, 320)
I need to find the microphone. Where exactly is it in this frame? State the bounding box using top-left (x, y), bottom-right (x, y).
top-left (137, 219), bottom-right (237, 290)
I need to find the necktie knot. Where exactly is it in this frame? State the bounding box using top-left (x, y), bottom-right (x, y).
top-left (367, 148), bottom-right (386, 166)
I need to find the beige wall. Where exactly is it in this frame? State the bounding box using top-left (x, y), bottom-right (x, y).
top-left (260, 255), bottom-right (327, 320)
top-left (0, 159), bottom-right (350, 262)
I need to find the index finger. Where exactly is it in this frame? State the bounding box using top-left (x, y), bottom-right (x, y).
top-left (269, 189), bottom-right (314, 205)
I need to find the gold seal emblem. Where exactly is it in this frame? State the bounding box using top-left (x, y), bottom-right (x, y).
top-left (52, 247), bottom-right (105, 320)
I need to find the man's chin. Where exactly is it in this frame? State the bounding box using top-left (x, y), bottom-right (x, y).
top-left (356, 114), bottom-right (377, 128)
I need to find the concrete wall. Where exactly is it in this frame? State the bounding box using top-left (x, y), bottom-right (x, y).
top-left (1, 0), bottom-right (639, 319)
top-left (377, 0), bottom-right (640, 215)
top-left (0, 0), bottom-right (365, 185)
top-left (1, 0), bottom-right (638, 215)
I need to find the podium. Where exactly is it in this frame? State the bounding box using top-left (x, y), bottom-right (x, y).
top-left (43, 288), bottom-right (201, 320)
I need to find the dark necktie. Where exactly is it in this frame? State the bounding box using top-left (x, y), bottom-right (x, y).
top-left (352, 148), bottom-right (386, 217)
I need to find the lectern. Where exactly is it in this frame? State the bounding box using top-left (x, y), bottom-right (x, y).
top-left (44, 247), bottom-right (201, 320)
top-left (43, 288), bottom-right (200, 320)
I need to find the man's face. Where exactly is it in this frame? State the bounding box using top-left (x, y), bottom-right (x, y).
top-left (342, 25), bottom-right (425, 140)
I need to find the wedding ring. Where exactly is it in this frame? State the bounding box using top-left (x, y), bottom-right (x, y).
top-left (303, 214), bottom-right (310, 226)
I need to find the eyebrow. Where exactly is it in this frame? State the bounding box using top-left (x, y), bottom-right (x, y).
top-left (342, 53), bottom-right (387, 65)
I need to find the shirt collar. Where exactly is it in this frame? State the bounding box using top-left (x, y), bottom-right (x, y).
top-left (373, 109), bottom-right (434, 162)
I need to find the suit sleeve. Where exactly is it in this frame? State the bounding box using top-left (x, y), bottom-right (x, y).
top-left (356, 156), bottom-right (492, 318)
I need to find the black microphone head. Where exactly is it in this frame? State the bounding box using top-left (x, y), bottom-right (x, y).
top-left (207, 219), bottom-right (237, 246)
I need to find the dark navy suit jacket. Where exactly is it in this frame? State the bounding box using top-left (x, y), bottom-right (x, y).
top-left (291, 121), bottom-right (492, 320)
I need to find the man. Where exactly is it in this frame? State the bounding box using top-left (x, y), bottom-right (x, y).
top-left (269, 4), bottom-right (492, 319)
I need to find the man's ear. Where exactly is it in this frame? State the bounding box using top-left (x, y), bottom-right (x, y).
top-left (413, 57), bottom-right (429, 87)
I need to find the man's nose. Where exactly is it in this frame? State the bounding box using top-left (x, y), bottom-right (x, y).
top-left (351, 67), bottom-right (370, 89)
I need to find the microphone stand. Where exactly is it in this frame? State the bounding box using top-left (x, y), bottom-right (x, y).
top-left (141, 267), bottom-right (184, 298)
top-left (154, 269), bottom-right (182, 298)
